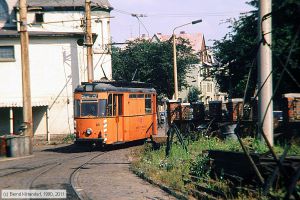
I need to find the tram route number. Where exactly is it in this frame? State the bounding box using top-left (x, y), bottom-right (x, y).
top-left (1, 189), bottom-right (67, 199)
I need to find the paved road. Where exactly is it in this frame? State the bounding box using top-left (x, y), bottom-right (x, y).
top-left (0, 143), bottom-right (176, 200)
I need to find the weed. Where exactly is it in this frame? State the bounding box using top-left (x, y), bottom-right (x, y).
top-left (131, 135), bottom-right (300, 199)
top-left (62, 134), bottom-right (75, 143)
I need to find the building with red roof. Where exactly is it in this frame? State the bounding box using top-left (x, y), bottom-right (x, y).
top-left (152, 32), bottom-right (227, 103)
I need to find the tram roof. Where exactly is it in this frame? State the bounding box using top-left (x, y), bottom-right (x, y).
top-left (75, 81), bottom-right (156, 93)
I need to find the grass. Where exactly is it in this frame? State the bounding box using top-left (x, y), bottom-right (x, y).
top-left (62, 134), bottom-right (75, 143)
top-left (131, 134), bottom-right (300, 199)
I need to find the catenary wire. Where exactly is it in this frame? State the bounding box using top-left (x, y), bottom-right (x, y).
top-left (259, 25), bottom-right (300, 129)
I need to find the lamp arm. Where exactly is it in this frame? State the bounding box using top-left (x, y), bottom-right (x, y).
top-left (172, 22), bottom-right (192, 34)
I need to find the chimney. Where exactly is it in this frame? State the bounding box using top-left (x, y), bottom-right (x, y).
top-left (180, 31), bottom-right (185, 34)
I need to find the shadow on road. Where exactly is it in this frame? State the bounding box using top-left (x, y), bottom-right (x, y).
top-left (42, 139), bottom-right (147, 154)
top-left (42, 144), bottom-right (95, 153)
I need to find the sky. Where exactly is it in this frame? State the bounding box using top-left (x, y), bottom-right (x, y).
top-left (108, 0), bottom-right (254, 46)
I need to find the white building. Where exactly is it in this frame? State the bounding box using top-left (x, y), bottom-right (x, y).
top-left (0, 0), bottom-right (112, 141)
top-left (196, 49), bottom-right (227, 104)
top-left (152, 32), bottom-right (227, 103)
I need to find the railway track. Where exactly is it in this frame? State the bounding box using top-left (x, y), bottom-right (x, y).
top-left (0, 144), bottom-right (176, 200)
top-left (24, 151), bottom-right (107, 200)
top-left (0, 144), bottom-right (106, 200)
top-left (70, 152), bottom-right (107, 200)
top-left (0, 154), bottom-right (88, 178)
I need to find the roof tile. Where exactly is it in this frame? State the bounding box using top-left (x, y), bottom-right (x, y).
top-left (154, 32), bottom-right (205, 52)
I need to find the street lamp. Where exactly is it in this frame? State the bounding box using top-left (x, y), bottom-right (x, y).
top-left (131, 13), bottom-right (149, 38)
top-left (172, 19), bottom-right (202, 100)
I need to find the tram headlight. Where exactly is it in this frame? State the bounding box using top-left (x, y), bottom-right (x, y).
top-left (86, 128), bottom-right (93, 135)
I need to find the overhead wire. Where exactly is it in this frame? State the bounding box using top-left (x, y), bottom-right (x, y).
top-left (112, 8), bottom-right (132, 16)
top-left (213, 13), bottom-right (298, 137)
top-left (258, 9), bottom-right (300, 135)
top-left (133, 15), bottom-right (149, 37)
top-left (245, 14), bottom-right (300, 197)
top-left (109, 7), bottom-right (150, 38)
top-left (228, 45), bottom-right (265, 184)
top-left (222, 9), bottom-right (300, 129)
top-left (112, 8), bottom-right (252, 18)
top-left (259, 25), bottom-right (300, 130)
top-left (227, 11), bottom-right (300, 188)
top-left (27, 16), bottom-right (112, 26)
top-left (260, 12), bottom-right (300, 88)
top-left (7, 1), bottom-right (113, 27)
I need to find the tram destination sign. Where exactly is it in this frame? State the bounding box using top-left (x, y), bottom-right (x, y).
top-left (81, 94), bottom-right (98, 99)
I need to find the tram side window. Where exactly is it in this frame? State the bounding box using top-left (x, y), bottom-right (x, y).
top-left (118, 94), bottom-right (123, 115)
top-left (145, 94), bottom-right (152, 113)
top-left (113, 94), bottom-right (117, 116)
top-left (107, 94), bottom-right (113, 116)
top-left (99, 99), bottom-right (107, 116)
top-left (107, 94), bottom-right (119, 116)
top-left (74, 100), bottom-right (80, 117)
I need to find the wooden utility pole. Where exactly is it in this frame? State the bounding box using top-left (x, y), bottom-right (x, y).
top-left (85, 0), bottom-right (94, 82)
top-left (19, 0), bottom-right (33, 142)
top-left (258, 0), bottom-right (273, 146)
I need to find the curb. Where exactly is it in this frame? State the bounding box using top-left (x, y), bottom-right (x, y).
top-left (0, 155), bottom-right (34, 162)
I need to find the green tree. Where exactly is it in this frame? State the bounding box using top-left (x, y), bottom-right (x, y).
top-left (112, 39), bottom-right (198, 98)
top-left (187, 86), bottom-right (201, 103)
top-left (213, 0), bottom-right (300, 100)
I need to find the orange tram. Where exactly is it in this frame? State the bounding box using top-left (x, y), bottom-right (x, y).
top-left (73, 81), bottom-right (158, 145)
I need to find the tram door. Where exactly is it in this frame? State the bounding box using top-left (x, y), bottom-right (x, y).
top-left (113, 94), bottom-right (124, 142)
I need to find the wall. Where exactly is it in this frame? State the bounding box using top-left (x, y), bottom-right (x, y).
top-left (24, 10), bottom-right (112, 80)
top-left (2, 4), bottom-right (112, 80)
top-left (0, 37), bottom-right (82, 136)
top-left (178, 63), bottom-right (225, 104)
top-left (178, 64), bottom-right (201, 102)
top-left (0, 107), bottom-right (47, 136)
top-left (0, 2), bottom-right (113, 139)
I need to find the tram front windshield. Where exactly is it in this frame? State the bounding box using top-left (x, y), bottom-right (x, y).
top-left (81, 102), bottom-right (98, 116)
top-left (75, 99), bottom-right (107, 117)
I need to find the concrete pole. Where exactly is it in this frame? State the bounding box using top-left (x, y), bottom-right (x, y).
top-left (258, 0), bottom-right (273, 146)
top-left (46, 108), bottom-right (50, 144)
top-left (9, 108), bottom-right (13, 135)
top-left (172, 33), bottom-right (179, 100)
top-left (85, 0), bottom-right (94, 83)
top-left (19, 0), bottom-right (33, 140)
